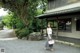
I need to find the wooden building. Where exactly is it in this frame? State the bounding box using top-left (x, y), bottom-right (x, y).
top-left (36, 0), bottom-right (80, 44)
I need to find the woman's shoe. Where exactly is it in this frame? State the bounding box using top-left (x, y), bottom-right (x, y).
top-left (50, 49), bottom-right (54, 51)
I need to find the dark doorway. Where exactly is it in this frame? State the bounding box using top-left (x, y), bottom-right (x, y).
top-left (76, 19), bottom-right (80, 31)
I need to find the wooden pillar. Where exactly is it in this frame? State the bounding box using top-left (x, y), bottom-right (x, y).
top-left (41, 19), bottom-right (44, 39)
top-left (56, 17), bottom-right (59, 39)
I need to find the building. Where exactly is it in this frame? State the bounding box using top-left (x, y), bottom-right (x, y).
top-left (36, 0), bottom-right (80, 44)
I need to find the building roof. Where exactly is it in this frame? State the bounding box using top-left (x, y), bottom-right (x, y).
top-left (36, 2), bottom-right (80, 19)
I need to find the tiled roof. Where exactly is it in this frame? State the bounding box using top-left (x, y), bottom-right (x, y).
top-left (36, 2), bottom-right (80, 19)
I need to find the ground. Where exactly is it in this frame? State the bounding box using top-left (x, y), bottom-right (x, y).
top-left (0, 29), bottom-right (80, 53)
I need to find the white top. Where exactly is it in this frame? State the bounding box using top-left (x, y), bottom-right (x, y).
top-left (47, 28), bottom-right (52, 35)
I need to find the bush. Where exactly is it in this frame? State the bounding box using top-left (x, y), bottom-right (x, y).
top-left (15, 27), bottom-right (31, 39)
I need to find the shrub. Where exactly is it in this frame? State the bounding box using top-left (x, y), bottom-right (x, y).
top-left (15, 27), bottom-right (31, 39)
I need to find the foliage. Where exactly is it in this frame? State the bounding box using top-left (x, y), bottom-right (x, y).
top-left (15, 27), bottom-right (31, 39)
top-left (0, 16), bottom-right (4, 30)
top-left (2, 14), bottom-right (13, 28)
top-left (36, 9), bottom-right (43, 15)
top-left (2, 13), bottom-right (26, 29)
top-left (32, 18), bottom-right (47, 31)
top-left (0, 0), bottom-right (47, 39)
top-left (0, 0), bottom-right (38, 26)
top-left (0, 22), bottom-right (4, 30)
top-left (0, 16), bottom-right (3, 21)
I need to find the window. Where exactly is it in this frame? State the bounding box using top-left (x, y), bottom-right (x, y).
top-left (58, 18), bottom-right (71, 32)
top-left (76, 19), bottom-right (80, 31)
top-left (48, 18), bottom-right (72, 32)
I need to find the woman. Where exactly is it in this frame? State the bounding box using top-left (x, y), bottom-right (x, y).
top-left (45, 24), bottom-right (54, 51)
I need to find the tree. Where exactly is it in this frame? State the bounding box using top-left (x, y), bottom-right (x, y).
top-left (2, 13), bottom-right (26, 29)
top-left (0, 0), bottom-right (47, 39)
top-left (0, 0), bottom-right (47, 26)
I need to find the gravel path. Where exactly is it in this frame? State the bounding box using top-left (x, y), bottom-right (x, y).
top-left (0, 29), bottom-right (16, 38)
top-left (0, 29), bottom-right (80, 53)
top-left (0, 39), bottom-right (80, 53)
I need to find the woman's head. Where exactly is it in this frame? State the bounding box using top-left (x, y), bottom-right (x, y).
top-left (48, 23), bottom-right (51, 28)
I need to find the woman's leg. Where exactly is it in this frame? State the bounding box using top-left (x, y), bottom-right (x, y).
top-left (45, 41), bottom-right (49, 49)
